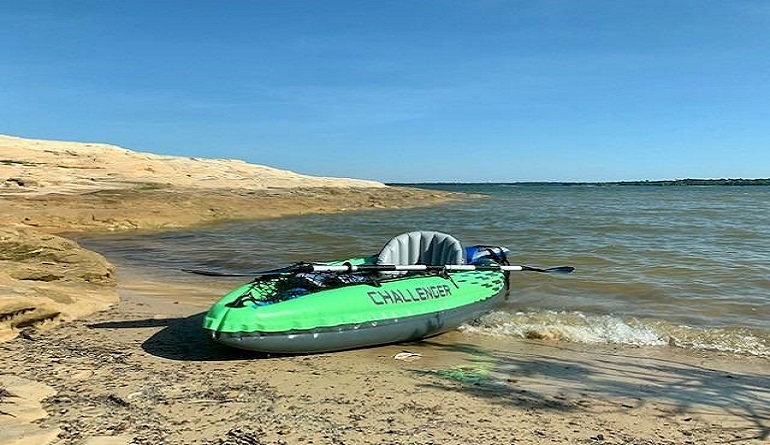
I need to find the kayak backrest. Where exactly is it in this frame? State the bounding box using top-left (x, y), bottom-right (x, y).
top-left (376, 231), bottom-right (465, 271)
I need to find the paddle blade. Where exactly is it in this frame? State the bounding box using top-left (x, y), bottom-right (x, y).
top-left (181, 269), bottom-right (253, 277)
top-left (182, 263), bottom-right (315, 277)
top-left (519, 265), bottom-right (575, 274)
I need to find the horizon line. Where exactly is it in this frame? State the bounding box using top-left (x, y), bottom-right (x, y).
top-left (388, 178), bottom-right (770, 186)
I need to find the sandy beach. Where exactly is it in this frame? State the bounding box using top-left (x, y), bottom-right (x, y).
top-left (1, 135), bottom-right (768, 445)
top-left (2, 272), bottom-right (768, 445)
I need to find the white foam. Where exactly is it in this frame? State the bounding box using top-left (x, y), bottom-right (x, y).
top-left (462, 310), bottom-right (667, 346)
top-left (462, 310), bottom-right (770, 356)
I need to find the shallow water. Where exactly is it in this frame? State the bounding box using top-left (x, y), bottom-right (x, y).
top-left (78, 184), bottom-right (770, 356)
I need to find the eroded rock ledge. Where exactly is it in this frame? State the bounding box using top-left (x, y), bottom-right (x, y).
top-left (0, 229), bottom-right (117, 342)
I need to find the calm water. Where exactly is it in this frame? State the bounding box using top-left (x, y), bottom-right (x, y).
top-left (78, 185), bottom-right (770, 356)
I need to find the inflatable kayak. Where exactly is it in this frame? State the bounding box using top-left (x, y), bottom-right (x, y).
top-left (202, 231), bottom-right (566, 354)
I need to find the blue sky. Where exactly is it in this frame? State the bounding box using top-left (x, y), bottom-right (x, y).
top-left (2, 1), bottom-right (769, 182)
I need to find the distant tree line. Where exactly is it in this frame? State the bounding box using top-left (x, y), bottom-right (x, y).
top-left (392, 178), bottom-right (770, 187)
top-left (483, 178), bottom-right (770, 186)
top-left (612, 178), bottom-right (770, 186)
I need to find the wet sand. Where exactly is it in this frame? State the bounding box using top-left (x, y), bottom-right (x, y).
top-left (2, 186), bottom-right (458, 233)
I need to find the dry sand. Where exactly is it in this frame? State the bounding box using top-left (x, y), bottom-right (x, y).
top-left (1, 135), bottom-right (768, 444)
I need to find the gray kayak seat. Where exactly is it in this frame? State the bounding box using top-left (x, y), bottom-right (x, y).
top-left (376, 231), bottom-right (465, 270)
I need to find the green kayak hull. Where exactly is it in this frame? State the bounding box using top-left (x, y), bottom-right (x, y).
top-left (203, 259), bottom-right (507, 354)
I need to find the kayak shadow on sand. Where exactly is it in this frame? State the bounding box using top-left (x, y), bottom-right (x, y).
top-left (88, 312), bottom-right (269, 361)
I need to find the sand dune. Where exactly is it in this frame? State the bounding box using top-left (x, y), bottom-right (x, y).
top-left (0, 134), bottom-right (384, 195)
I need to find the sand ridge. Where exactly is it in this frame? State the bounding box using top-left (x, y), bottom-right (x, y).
top-left (0, 134), bottom-right (385, 195)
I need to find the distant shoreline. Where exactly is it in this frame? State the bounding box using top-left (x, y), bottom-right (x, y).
top-left (392, 178), bottom-right (770, 187)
